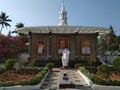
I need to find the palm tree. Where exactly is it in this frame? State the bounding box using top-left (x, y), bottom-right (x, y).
top-left (15, 22), bottom-right (28, 42)
top-left (0, 12), bottom-right (12, 34)
top-left (15, 22), bottom-right (24, 28)
top-left (12, 22), bottom-right (24, 33)
top-left (15, 22), bottom-right (28, 52)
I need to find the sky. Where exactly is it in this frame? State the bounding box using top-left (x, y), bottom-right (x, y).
top-left (0, 0), bottom-right (120, 35)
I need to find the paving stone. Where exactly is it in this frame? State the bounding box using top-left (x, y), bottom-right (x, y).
top-left (40, 68), bottom-right (92, 90)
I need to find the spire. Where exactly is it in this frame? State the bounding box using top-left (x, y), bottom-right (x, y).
top-left (58, 0), bottom-right (68, 26)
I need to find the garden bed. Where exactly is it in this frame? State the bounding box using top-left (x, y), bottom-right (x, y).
top-left (85, 65), bottom-right (120, 81)
top-left (110, 71), bottom-right (120, 80)
top-left (0, 61), bottom-right (54, 87)
top-left (0, 66), bottom-right (49, 87)
top-left (0, 69), bottom-right (50, 90)
top-left (0, 69), bottom-right (39, 83)
top-left (79, 67), bottom-right (120, 86)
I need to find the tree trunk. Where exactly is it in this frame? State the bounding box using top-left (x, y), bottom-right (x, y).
top-left (0, 26), bottom-right (3, 34)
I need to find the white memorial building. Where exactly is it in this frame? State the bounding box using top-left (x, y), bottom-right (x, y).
top-left (16, 2), bottom-right (111, 67)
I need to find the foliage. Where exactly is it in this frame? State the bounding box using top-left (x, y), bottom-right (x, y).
top-left (18, 73), bottom-right (43, 85)
top-left (45, 63), bottom-right (54, 70)
top-left (28, 75), bottom-right (42, 85)
top-left (0, 81), bottom-right (15, 87)
top-left (18, 67), bottom-right (48, 85)
top-left (79, 67), bottom-right (120, 86)
top-left (0, 64), bottom-right (6, 72)
top-left (97, 64), bottom-right (111, 78)
top-left (79, 67), bottom-right (94, 80)
top-left (98, 26), bottom-right (119, 55)
top-left (107, 28), bottom-right (119, 51)
top-left (90, 53), bottom-right (96, 63)
top-left (98, 37), bottom-right (108, 55)
top-left (0, 11), bottom-right (12, 34)
top-left (24, 66), bottom-right (43, 74)
top-left (15, 66), bottom-right (44, 85)
top-left (18, 79), bottom-right (29, 85)
top-left (19, 33), bottom-right (29, 47)
top-left (113, 57), bottom-right (120, 72)
top-left (15, 22), bottom-right (29, 52)
top-left (74, 63), bottom-right (83, 69)
top-left (0, 35), bottom-right (26, 59)
top-left (5, 59), bottom-right (15, 70)
top-left (13, 63), bottom-right (23, 73)
top-left (0, 66), bottom-right (48, 86)
top-left (15, 22), bottom-right (24, 28)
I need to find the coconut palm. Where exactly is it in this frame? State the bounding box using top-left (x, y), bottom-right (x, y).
top-left (12, 22), bottom-right (24, 33)
top-left (15, 22), bottom-right (28, 52)
top-left (15, 22), bottom-right (28, 43)
top-left (15, 22), bottom-right (24, 28)
top-left (0, 12), bottom-right (12, 34)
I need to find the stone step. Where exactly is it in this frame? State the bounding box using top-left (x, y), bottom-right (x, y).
top-left (40, 71), bottom-right (59, 89)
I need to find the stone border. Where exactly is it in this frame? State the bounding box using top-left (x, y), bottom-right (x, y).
top-left (0, 70), bottom-right (50, 90)
top-left (77, 69), bottom-right (94, 90)
top-left (94, 85), bottom-right (120, 90)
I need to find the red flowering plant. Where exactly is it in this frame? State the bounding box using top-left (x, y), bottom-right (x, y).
top-left (0, 35), bottom-right (26, 59)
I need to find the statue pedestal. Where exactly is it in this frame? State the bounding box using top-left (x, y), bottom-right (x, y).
top-left (59, 69), bottom-right (74, 88)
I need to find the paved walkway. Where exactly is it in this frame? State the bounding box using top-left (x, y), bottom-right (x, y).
top-left (40, 68), bottom-right (93, 90)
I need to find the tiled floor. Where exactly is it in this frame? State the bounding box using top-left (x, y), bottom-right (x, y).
top-left (40, 68), bottom-right (92, 90)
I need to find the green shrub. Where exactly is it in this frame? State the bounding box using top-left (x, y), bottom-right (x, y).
top-left (18, 67), bottom-right (48, 85)
top-left (28, 76), bottom-right (41, 85)
top-left (79, 67), bottom-right (94, 80)
top-left (79, 66), bottom-right (120, 86)
top-left (38, 67), bottom-right (48, 77)
top-left (97, 64), bottom-right (111, 79)
top-left (41, 70), bottom-right (47, 76)
top-left (0, 58), bottom-right (6, 64)
top-left (18, 79), bottom-right (29, 85)
top-left (79, 67), bottom-right (102, 85)
top-left (36, 73), bottom-right (44, 79)
top-left (0, 81), bottom-right (15, 87)
top-left (45, 63), bottom-right (54, 69)
top-left (13, 63), bottom-right (22, 73)
top-left (19, 74), bottom-right (43, 85)
top-left (25, 66), bottom-right (42, 71)
top-left (5, 59), bottom-right (15, 70)
top-left (0, 66), bottom-right (48, 86)
top-left (113, 57), bottom-right (120, 72)
top-left (74, 63), bottom-right (82, 69)
top-left (0, 64), bottom-right (6, 72)
top-left (43, 67), bottom-right (49, 71)
top-left (21, 67), bottom-right (42, 74)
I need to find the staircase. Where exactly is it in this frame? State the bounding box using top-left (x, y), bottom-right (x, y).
top-left (40, 68), bottom-right (93, 90)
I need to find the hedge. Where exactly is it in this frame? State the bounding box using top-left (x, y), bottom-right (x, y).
top-left (79, 67), bottom-right (120, 86)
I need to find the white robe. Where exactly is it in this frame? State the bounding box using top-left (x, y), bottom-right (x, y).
top-left (62, 49), bottom-right (70, 67)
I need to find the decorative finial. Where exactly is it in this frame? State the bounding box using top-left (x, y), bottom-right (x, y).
top-left (58, 0), bottom-right (68, 26)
